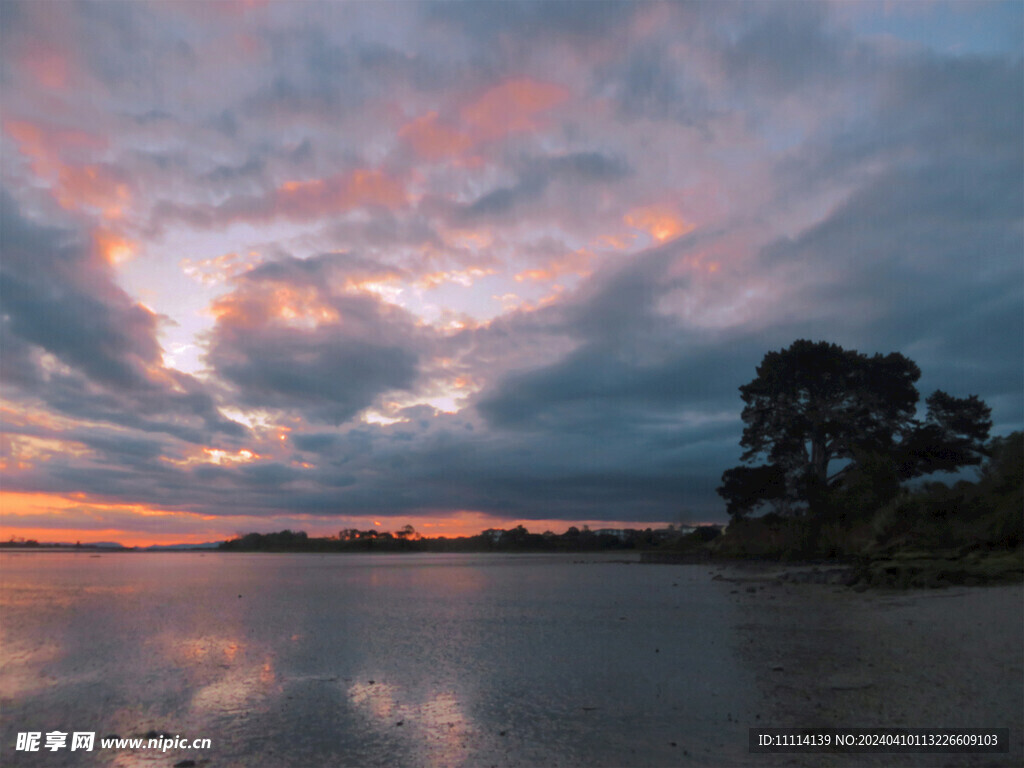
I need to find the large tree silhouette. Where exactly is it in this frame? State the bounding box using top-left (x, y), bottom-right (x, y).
top-left (719, 340), bottom-right (991, 518)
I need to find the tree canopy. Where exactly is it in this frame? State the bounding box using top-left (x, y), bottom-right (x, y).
top-left (719, 340), bottom-right (992, 519)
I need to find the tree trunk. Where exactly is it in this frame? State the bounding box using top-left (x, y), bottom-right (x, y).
top-left (810, 430), bottom-right (830, 485)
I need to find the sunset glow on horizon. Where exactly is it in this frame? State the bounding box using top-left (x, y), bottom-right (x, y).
top-left (2, 1), bottom-right (1021, 546)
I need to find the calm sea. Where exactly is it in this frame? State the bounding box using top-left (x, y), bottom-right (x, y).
top-left (1, 551), bottom-right (757, 767)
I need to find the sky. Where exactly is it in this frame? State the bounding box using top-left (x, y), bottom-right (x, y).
top-left (1, 0), bottom-right (1022, 545)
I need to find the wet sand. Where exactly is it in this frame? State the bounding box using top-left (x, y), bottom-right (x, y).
top-left (722, 565), bottom-right (1023, 767)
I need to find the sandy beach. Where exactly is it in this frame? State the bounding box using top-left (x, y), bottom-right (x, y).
top-left (722, 566), bottom-right (1023, 767)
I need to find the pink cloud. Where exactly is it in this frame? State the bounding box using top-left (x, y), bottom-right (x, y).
top-left (4, 120), bottom-right (129, 219)
top-left (461, 78), bottom-right (570, 140)
top-left (399, 111), bottom-right (474, 161)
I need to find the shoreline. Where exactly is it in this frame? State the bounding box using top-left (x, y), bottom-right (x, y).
top-left (718, 563), bottom-right (1023, 767)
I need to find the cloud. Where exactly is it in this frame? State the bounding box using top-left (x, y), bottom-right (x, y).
top-left (461, 78), bottom-right (570, 139)
top-left (457, 150), bottom-right (629, 222)
top-left (426, 0), bottom-right (638, 41)
top-left (0, 191), bottom-right (158, 388)
top-left (594, 45), bottom-right (716, 128)
top-left (755, 49), bottom-right (1023, 429)
top-left (153, 168), bottom-right (408, 232)
top-left (399, 112), bottom-right (473, 161)
top-left (244, 24), bottom-right (439, 117)
top-left (0, 190), bottom-right (244, 442)
top-left (205, 253), bottom-right (424, 424)
top-left (1, 1), bottom-right (1020, 539)
top-left (720, 2), bottom-right (845, 92)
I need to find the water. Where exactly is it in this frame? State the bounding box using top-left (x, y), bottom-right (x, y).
top-left (1, 552), bottom-right (756, 767)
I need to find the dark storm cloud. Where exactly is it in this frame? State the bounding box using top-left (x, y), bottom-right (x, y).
top-left (74, 1), bottom-right (198, 93)
top-left (426, 0), bottom-right (638, 42)
top-left (757, 49), bottom-right (1023, 429)
top-left (476, 338), bottom-right (754, 432)
top-left (202, 156), bottom-right (267, 185)
top-left (238, 462), bottom-right (300, 487)
top-left (277, 398), bottom-right (744, 521)
top-left (594, 45), bottom-right (716, 128)
top-left (44, 232), bottom-right (756, 521)
top-left (720, 2), bottom-right (846, 92)
top-left (457, 253), bottom-right (762, 517)
top-left (461, 176), bottom-right (548, 220)
top-left (470, 31), bottom-right (1022, 513)
top-left (246, 24), bottom-right (451, 117)
top-left (212, 328), bottom-right (419, 426)
top-left (206, 253), bottom-right (424, 425)
top-left (878, 52), bottom-right (1023, 153)
top-left (0, 0), bottom-right (24, 33)
top-left (775, 51), bottom-right (1022, 204)
top-left (458, 151), bottom-right (630, 221)
top-left (69, 428), bottom-right (177, 471)
top-left (291, 433), bottom-right (339, 452)
top-left (416, 236), bottom-right (777, 518)
top-left (0, 191), bottom-right (244, 442)
top-left (0, 191), bottom-right (160, 389)
top-left (324, 211), bottom-right (445, 256)
top-left (760, 161), bottom-right (1023, 423)
top-left (545, 152), bottom-right (631, 181)
top-left (41, 368), bottom-right (244, 444)
top-left (241, 251), bottom-right (402, 286)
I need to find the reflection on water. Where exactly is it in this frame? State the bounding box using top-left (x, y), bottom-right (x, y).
top-left (175, 636), bottom-right (245, 665)
top-left (348, 681), bottom-right (475, 768)
top-left (190, 654), bottom-right (281, 718)
top-left (1, 551), bottom-right (756, 767)
top-left (0, 636), bottom-right (62, 700)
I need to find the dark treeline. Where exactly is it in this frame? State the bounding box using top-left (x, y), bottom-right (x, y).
top-left (0, 539), bottom-right (44, 548)
top-left (0, 539), bottom-right (102, 549)
top-left (218, 524), bottom-right (722, 554)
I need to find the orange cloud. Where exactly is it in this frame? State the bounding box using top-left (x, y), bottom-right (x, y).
top-left (415, 266), bottom-right (495, 291)
top-left (209, 284), bottom-right (340, 329)
top-left (399, 111), bottom-right (473, 160)
top-left (277, 169), bottom-right (404, 208)
top-left (181, 251), bottom-right (263, 286)
top-left (5, 121), bottom-right (100, 173)
top-left (341, 274), bottom-right (406, 306)
top-left (595, 232), bottom-right (637, 251)
top-left (20, 43), bottom-right (70, 90)
top-left (93, 229), bottom-right (136, 266)
top-left (0, 435), bottom-right (88, 473)
top-left (200, 0), bottom-right (270, 16)
top-left (400, 78), bottom-right (568, 163)
top-left (161, 446), bottom-right (264, 468)
top-left (461, 78), bottom-right (570, 141)
top-left (514, 248), bottom-right (594, 283)
top-left (442, 227), bottom-right (494, 250)
top-left (0, 402), bottom-right (76, 433)
top-left (624, 205), bottom-right (695, 243)
top-left (273, 168), bottom-right (406, 219)
top-left (5, 120), bottom-right (130, 218)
